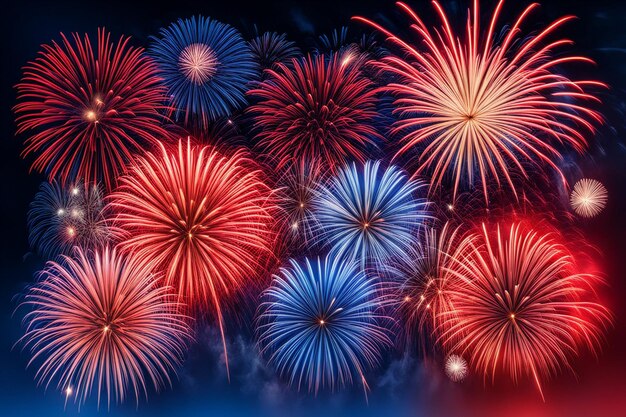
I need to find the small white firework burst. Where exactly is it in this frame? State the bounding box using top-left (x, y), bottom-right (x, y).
top-left (445, 354), bottom-right (468, 382)
top-left (570, 178), bottom-right (608, 218)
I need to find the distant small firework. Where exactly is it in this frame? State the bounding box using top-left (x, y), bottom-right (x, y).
top-left (28, 181), bottom-right (112, 258)
top-left (316, 161), bottom-right (429, 265)
top-left (445, 354), bottom-right (468, 383)
top-left (570, 178), bottom-right (608, 218)
top-left (387, 223), bottom-right (474, 346)
top-left (19, 247), bottom-right (191, 407)
top-left (14, 29), bottom-right (169, 191)
top-left (248, 54), bottom-right (379, 172)
top-left (248, 32), bottom-right (301, 76)
top-left (149, 16), bottom-right (258, 126)
top-left (110, 139), bottom-right (276, 371)
top-left (441, 222), bottom-right (611, 400)
top-left (257, 255), bottom-right (391, 395)
top-left (276, 159), bottom-right (326, 253)
top-left (354, 2), bottom-right (604, 201)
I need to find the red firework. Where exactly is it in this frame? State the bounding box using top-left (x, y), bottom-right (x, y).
top-left (354, 1), bottom-right (604, 201)
top-left (20, 246), bottom-right (191, 407)
top-left (440, 222), bottom-right (611, 399)
top-left (248, 54), bottom-right (380, 173)
top-left (14, 28), bottom-right (169, 191)
top-left (110, 139), bottom-right (276, 371)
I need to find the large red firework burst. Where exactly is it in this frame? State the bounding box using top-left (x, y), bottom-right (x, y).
top-left (354, 1), bottom-right (604, 201)
top-left (440, 221), bottom-right (611, 399)
top-left (248, 54), bottom-right (380, 173)
top-left (14, 29), bottom-right (169, 190)
top-left (110, 139), bottom-right (276, 371)
top-left (19, 246), bottom-right (191, 408)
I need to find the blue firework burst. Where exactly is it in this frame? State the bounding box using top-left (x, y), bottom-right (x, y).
top-left (315, 161), bottom-right (430, 265)
top-left (248, 31), bottom-right (301, 77)
top-left (28, 181), bottom-right (112, 259)
top-left (149, 16), bottom-right (258, 126)
top-left (257, 255), bottom-right (391, 394)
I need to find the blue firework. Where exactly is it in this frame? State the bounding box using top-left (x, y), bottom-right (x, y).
top-left (28, 181), bottom-right (112, 259)
top-left (315, 161), bottom-right (429, 265)
top-left (248, 31), bottom-right (301, 77)
top-left (257, 255), bottom-right (391, 394)
top-left (149, 16), bottom-right (258, 126)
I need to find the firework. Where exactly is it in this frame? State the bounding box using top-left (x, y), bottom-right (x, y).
top-left (14, 29), bottom-right (169, 191)
top-left (19, 247), bottom-right (191, 407)
top-left (570, 178), bottom-right (608, 218)
top-left (28, 181), bottom-right (112, 259)
top-left (110, 139), bottom-right (276, 371)
top-left (440, 222), bottom-right (611, 399)
top-left (315, 161), bottom-right (429, 266)
top-left (387, 222), bottom-right (474, 348)
top-left (445, 354), bottom-right (468, 383)
top-left (257, 255), bottom-right (391, 395)
top-left (354, 2), bottom-right (604, 201)
top-left (248, 54), bottom-right (379, 172)
top-left (275, 159), bottom-right (326, 254)
top-left (149, 16), bottom-right (258, 127)
top-left (248, 32), bottom-right (301, 76)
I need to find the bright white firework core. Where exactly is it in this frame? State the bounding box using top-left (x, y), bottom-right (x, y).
top-left (178, 43), bottom-right (219, 85)
top-left (445, 354), bottom-right (468, 382)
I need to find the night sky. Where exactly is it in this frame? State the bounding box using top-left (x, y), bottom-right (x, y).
top-left (2, 0), bottom-right (626, 416)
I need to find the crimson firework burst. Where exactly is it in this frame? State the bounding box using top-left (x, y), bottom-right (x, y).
top-left (354, 1), bottom-right (604, 201)
top-left (110, 139), bottom-right (276, 371)
top-left (440, 222), bottom-right (611, 399)
top-left (14, 29), bottom-right (169, 190)
top-left (248, 54), bottom-right (380, 172)
top-left (19, 247), bottom-right (190, 407)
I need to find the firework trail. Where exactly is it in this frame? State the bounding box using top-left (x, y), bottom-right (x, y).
top-left (354, 1), bottom-right (604, 201)
top-left (19, 247), bottom-right (191, 407)
top-left (257, 254), bottom-right (391, 396)
top-left (14, 29), bottom-right (169, 191)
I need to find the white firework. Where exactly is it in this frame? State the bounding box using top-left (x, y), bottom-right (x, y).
top-left (570, 178), bottom-right (608, 218)
top-left (445, 354), bottom-right (468, 382)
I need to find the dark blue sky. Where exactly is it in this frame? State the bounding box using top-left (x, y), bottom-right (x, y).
top-left (2, 0), bottom-right (626, 416)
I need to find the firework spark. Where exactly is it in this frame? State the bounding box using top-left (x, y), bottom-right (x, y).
top-left (110, 139), bottom-right (276, 372)
top-left (570, 178), bottom-right (608, 218)
top-left (354, 1), bottom-right (604, 201)
top-left (19, 247), bottom-right (191, 407)
top-left (316, 161), bottom-right (430, 266)
top-left (440, 222), bottom-right (611, 400)
top-left (28, 181), bottom-right (113, 258)
top-left (248, 54), bottom-right (380, 173)
top-left (257, 255), bottom-right (391, 396)
top-left (14, 29), bottom-right (169, 191)
top-left (149, 16), bottom-right (258, 126)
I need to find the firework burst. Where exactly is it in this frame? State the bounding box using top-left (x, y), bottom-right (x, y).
top-left (440, 222), bottom-right (611, 399)
top-left (28, 181), bottom-right (113, 259)
top-left (570, 178), bottom-right (608, 218)
top-left (19, 247), bottom-right (191, 407)
top-left (316, 161), bottom-right (430, 266)
top-left (248, 32), bottom-right (301, 76)
top-left (257, 255), bottom-right (391, 395)
top-left (387, 222), bottom-right (474, 348)
top-left (110, 139), bottom-right (276, 371)
top-left (149, 16), bottom-right (258, 127)
top-left (354, 1), bottom-right (604, 201)
top-left (14, 29), bottom-right (169, 191)
top-left (445, 354), bottom-right (468, 383)
top-left (248, 54), bottom-right (380, 172)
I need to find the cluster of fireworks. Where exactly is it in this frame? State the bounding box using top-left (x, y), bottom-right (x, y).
top-left (13, 0), bottom-right (613, 409)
